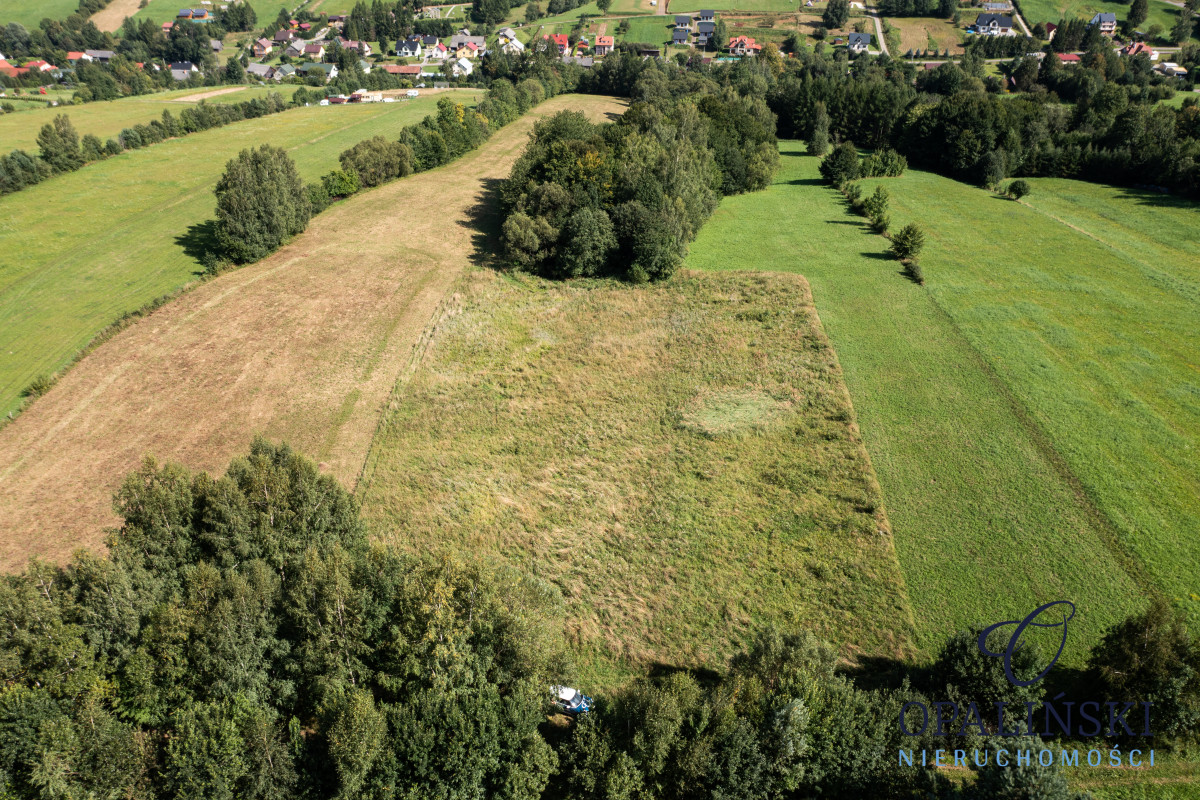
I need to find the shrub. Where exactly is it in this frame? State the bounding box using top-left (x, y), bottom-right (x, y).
top-left (338, 136), bottom-right (413, 188)
top-left (214, 145), bottom-right (312, 263)
top-left (104, 138), bottom-right (123, 156)
top-left (1007, 179), bottom-right (1031, 200)
top-left (1087, 598), bottom-right (1200, 738)
top-left (22, 374), bottom-right (54, 399)
top-left (888, 222), bottom-right (926, 263)
top-left (36, 114), bottom-right (84, 173)
top-left (904, 260), bottom-right (924, 285)
top-left (321, 168), bottom-right (361, 199)
top-left (859, 148), bottom-right (907, 178)
top-left (931, 627), bottom-right (1043, 711)
top-left (843, 183), bottom-right (863, 208)
top-left (818, 142), bottom-right (860, 187)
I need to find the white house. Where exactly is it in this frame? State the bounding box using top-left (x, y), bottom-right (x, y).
top-left (847, 32), bottom-right (871, 53)
top-left (451, 56), bottom-right (473, 76)
top-left (396, 37), bottom-right (423, 57)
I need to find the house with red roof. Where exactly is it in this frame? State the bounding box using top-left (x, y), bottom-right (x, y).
top-left (594, 35), bottom-right (614, 56)
top-left (23, 60), bottom-right (57, 72)
top-left (727, 35), bottom-right (762, 55)
top-left (252, 38), bottom-right (273, 57)
top-left (542, 33), bottom-right (570, 54)
top-left (1057, 53), bottom-right (1080, 63)
top-left (1120, 41), bottom-right (1157, 60)
top-left (66, 51), bottom-right (91, 62)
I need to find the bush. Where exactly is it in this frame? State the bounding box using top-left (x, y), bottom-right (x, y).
top-left (1007, 179), bottom-right (1031, 200)
top-left (931, 627), bottom-right (1043, 711)
top-left (888, 222), bottom-right (926, 264)
top-left (338, 136), bottom-right (413, 188)
top-left (22, 374), bottom-right (54, 399)
top-left (36, 114), bottom-right (84, 173)
top-left (859, 148), bottom-right (907, 178)
top-left (321, 168), bottom-right (361, 199)
top-left (214, 145), bottom-right (312, 263)
top-left (818, 142), bottom-right (860, 187)
top-left (1087, 598), bottom-right (1200, 738)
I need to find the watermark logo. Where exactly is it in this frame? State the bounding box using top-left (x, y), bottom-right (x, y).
top-left (977, 600), bottom-right (1075, 687)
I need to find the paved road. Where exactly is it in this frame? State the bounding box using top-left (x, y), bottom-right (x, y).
top-left (866, 9), bottom-right (889, 55)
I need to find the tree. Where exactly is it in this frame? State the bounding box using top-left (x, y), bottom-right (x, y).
top-left (888, 222), bottom-right (926, 264)
top-left (224, 57), bottom-right (244, 83)
top-left (214, 145), bottom-right (312, 263)
top-left (1087, 598), bottom-right (1200, 737)
top-left (931, 627), bottom-right (1043, 712)
top-left (823, 0), bottom-right (850, 30)
top-left (559, 207), bottom-right (617, 277)
top-left (862, 185), bottom-right (890, 231)
top-left (525, 2), bottom-right (542, 22)
top-left (1128, 0), bottom-right (1148, 29)
top-left (968, 736), bottom-right (1085, 800)
top-left (1007, 178), bottom-right (1030, 199)
top-left (36, 114), bottom-right (84, 173)
top-left (807, 102), bottom-right (830, 156)
top-left (818, 141), bottom-right (860, 186)
top-left (338, 136), bottom-right (413, 187)
top-left (1171, 10), bottom-right (1195, 43)
top-left (597, 0), bottom-right (613, 11)
top-left (760, 41), bottom-right (784, 75)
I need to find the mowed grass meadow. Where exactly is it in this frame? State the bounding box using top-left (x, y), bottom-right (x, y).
top-left (870, 171), bottom-right (1200, 625)
top-left (0, 86), bottom-right (300, 152)
top-left (358, 269), bottom-right (918, 684)
top-left (1016, 0), bottom-right (1189, 38)
top-left (0, 0), bottom-right (77, 28)
top-left (0, 90), bottom-right (481, 418)
top-left (687, 143), bottom-right (1147, 662)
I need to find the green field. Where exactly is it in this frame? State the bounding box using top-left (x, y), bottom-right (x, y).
top-left (687, 143), bottom-right (1150, 661)
top-left (615, 15), bottom-right (673, 44)
top-left (132, 0), bottom-right (292, 25)
top-left (0, 0), bottom-right (78, 28)
top-left (1016, 0), bottom-right (1190, 39)
top-left (0, 86), bottom-right (299, 152)
top-left (670, 0), bottom-right (810, 12)
top-left (0, 90), bottom-right (482, 418)
top-left (358, 268), bottom-right (918, 684)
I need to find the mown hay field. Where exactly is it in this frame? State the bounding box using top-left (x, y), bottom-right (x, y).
top-left (687, 143), bottom-right (1151, 662)
top-left (0, 86), bottom-right (300, 152)
top-left (358, 268), bottom-right (919, 685)
top-left (0, 89), bottom-right (480, 419)
top-left (0, 93), bottom-right (624, 574)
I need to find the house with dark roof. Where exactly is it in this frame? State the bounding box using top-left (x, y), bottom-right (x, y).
top-left (974, 13), bottom-right (1013, 34)
top-left (168, 60), bottom-right (198, 80)
top-left (675, 14), bottom-right (691, 26)
top-left (299, 62), bottom-right (337, 81)
top-left (210, 38), bottom-right (223, 52)
top-left (696, 20), bottom-right (715, 45)
top-left (252, 38), bottom-right (273, 57)
top-left (273, 29), bottom-right (295, 43)
top-left (397, 37), bottom-right (423, 57)
top-left (303, 43), bottom-right (325, 59)
top-left (85, 49), bottom-right (115, 62)
top-left (1089, 12), bottom-right (1116, 35)
top-left (699, 9), bottom-right (715, 21)
top-left (246, 62), bottom-right (274, 78)
top-left (847, 32), bottom-right (871, 52)
top-left (673, 27), bottom-right (689, 45)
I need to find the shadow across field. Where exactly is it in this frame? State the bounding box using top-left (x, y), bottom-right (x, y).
top-left (459, 176), bottom-right (507, 268)
top-left (174, 219), bottom-right (220, 273)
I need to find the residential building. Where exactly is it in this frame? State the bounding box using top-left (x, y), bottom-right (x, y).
top-left (273, 29), bottom-right (295, 43)
top-left (85, 49), bottom-right (115, 62)
top-left (448, 33), bottom-right (487, 53)
top-left (300, 62), bottom-right (338, 81)
top-left (427, 41), bottom-right (450, 60)
top-left (1089, 12), bottom-right (1117, 35)
top-left (252, 38), bottom-right (273, 57)
top-left (675, 14), bottom-right (691, 27)
top-left (696, 21), bottom-right (715, 45)
top-left (246, 62), bottom-right (274, 79)
top-left (848, 32), bottom-right (871, 53)
top-left (497, 27), bottom-right (519, 43)
top-left (272, 63), bottom-right (296, 80)
top-left (340, 39), bottom-right (372, 55)
top-left (673, 27), bottom-right (689, 45)
top-left (303, 43), bottom-right (325, 60)
top-left (593, 35), bottom-right (614, 56)
top-left (727, 35), bottom-right (762, 55)
top-left (452, 56), bottom-right (473, 76)
top-left (540, 33), bottom-right (570, 54)
top-left (397, 37), bottom-right (423, 57)
top-left (210, 38), bottom-right (223, 52)
top-left (974, 13), bottom-right (1013, 34)
top-left (501, 37), bottom-right (526, 55)
top-left (66, 51), bottom-right (91, 62)
top-left (1120, 41), bottom-right (1158, 60)
top-left (699, 9), bottom-right (714, 21)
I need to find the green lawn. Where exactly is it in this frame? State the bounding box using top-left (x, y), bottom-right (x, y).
top-left (615, 15), bottom-right (673, 45)
top-left (687, 143), bottom-right (1148, 662)
top-left (132, 0), bottom-right (292, 25)
top-left (1017, 0), bottom-right (1191, 41)
top-left (670, 0), bottom-right (807, 12)
top-left (358, 268), bottom-right (918, 686)
top-left (0, 86), bottom-right (299, 152)
top-left (0, 0), bottom-right (78, 28)
top-left (0, 90), bottom-right (482, 418)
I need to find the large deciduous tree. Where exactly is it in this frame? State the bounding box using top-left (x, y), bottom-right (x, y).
top-left (214, 145), bottom-right (312, 263)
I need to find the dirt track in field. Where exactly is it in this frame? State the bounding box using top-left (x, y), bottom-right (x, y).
top-left (91, 0), bottom-right (146, 31)
top-left (0, 94), bottom-right (627, 572)
top-left (170, 87), bottom-right (247, 102)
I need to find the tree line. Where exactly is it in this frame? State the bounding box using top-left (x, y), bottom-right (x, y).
top-left (0, 93), bottom-right (293, 197)
top-left (213, 63), bottom-right (575, 264)
top-left (1, 439), bottom-right (1197, 799)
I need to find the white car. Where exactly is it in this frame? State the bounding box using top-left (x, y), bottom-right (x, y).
top-left (550, 685), bottom-right (593, 715)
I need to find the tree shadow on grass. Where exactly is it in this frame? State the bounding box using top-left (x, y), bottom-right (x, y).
top-left (1114, 185), bottom-right (1198, 210)
top-left (458, 176), bottom-right (508, 270)
top-left (787, 177), bottom-right (826, 186)
top-left (174, 220), bottom-right (220, 275)
top-left (843, 654), bottom-right (931, 693)
top-left (647, 661), bottom-right (724, 689)
top-left (861, 251), bottom-right (892, 260)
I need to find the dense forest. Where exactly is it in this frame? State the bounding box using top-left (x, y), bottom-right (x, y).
top-left (0, 441), bottom-right (1196, 799)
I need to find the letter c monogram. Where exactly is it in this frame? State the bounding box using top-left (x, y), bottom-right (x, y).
top-left (978, 600), bottom-right (1075, 687)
